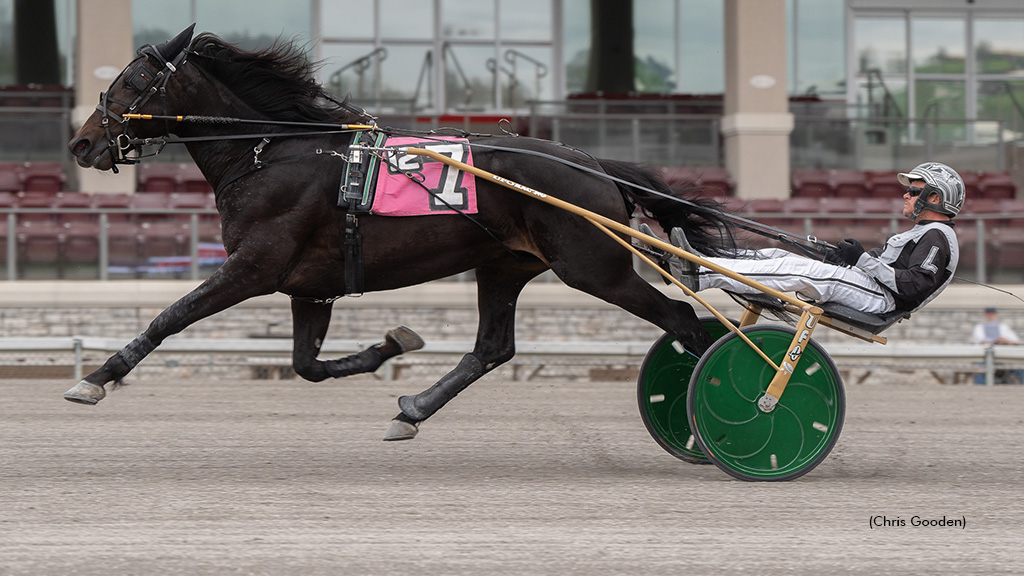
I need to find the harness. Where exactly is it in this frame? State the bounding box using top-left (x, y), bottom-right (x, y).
top-left (97, 32), bottom-right (853, 304)
top-left (96, 43), bottom-right (189, 173)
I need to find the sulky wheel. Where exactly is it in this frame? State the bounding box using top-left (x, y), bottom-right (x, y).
top-left (637, 318), bottom-right (736, 464)
top-left (687, 325), bottom-right (845, 481)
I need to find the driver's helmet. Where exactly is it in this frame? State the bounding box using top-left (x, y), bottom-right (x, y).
top-left (896, 162), bottom-right (966, 217)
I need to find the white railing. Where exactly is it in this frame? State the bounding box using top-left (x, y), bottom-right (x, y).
top-left (3, 337), bottom-right (1022, 386)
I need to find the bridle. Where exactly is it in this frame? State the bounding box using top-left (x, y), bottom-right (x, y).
top-left (95, 41), bottom-right (189, 173)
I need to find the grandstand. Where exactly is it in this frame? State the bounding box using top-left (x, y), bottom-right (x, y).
top-left (1, 1), bottom-right (1023, 282)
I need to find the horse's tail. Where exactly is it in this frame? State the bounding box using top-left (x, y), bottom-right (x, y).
top-left (597, 159), bottom-right (740, 257)
top-left (598, 159), bottom-right (796, 322)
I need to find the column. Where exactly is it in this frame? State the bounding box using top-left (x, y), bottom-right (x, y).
top-left (73, 0), bottom-right (135, 194)
top-left (722, 0), bottom-right (792, 200)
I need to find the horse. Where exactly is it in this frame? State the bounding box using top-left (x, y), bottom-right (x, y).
top-left (66, 25), bottom-right (742, 440)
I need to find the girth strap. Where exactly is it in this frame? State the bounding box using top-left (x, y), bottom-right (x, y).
top-left (344, 213), bottom-right (364, 296)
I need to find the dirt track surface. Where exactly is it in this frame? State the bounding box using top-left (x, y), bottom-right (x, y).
top-left (2, 375), bottom-right (1022, 575)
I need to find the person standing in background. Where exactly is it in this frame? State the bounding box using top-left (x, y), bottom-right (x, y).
top-left (971, 307), bottom-right (1021, 384)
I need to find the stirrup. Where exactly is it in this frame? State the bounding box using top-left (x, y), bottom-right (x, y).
top-left (668, 228), bottom-right (699, 291)
top-left (636, 223), bottom-right (673, 284)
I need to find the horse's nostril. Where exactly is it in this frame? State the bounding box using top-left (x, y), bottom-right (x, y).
top-left (73, 140), bottom-right (89, 154)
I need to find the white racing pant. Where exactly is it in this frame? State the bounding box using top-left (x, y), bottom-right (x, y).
top-left (698, 248), bottom-right (897, 314)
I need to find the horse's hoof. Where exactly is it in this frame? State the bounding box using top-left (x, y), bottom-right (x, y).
top-left (383, 418), bottom-right (419, 441)
top-left (63, 381), bottom-right (106, 405)
top-left (386, 326), bottom-right (424, 353)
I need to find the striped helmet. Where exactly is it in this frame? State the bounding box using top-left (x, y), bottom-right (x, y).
top-left (896, 162), bottom-right (966, 217)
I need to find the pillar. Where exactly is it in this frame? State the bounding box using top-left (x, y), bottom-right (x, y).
top-left (73, 0), bottom-right (135, 194)
top-left (723, 0), bottom-right (792, 200)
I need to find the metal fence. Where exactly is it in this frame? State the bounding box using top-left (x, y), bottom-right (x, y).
top-left (525, 99), bottom-right (1022, 172)
top-left (2, 208), bottom-right (222, 281)
top-left (2, 336), bottom-right (1022, 386)
top-left (3, 207), bottom-right (1023, 283)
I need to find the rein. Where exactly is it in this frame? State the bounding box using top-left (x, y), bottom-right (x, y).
top-left (99, 31), bottom-right (829, 258)
top-left (118, 108), bottom-right (835, 257)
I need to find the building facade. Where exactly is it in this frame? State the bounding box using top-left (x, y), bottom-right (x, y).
top-left (2, 0), bottom-right (1023, 197)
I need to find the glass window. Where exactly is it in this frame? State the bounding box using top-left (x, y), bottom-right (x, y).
top-left (792, 0), bottom-right (845, 95)
top-left (321, 0), bottom-right (371, 40)
top-left (912, 17), bottom-right (964, 75)
top-left (2, 0), bottom-right (75, 86)
top-left (133, 0), bottom-right (193, 48)
top-left (442, 44), bottom-right (496, 110)
top-left (677, 0), bottom-right (723, 94)
top-left (854, 76), bottom-right (907, 119)
top-left (975, 19), bottom-right (1024, 75)
top-left (854, 17), bottom-right (905, 75)
top-left (195, 0), bottom-right (312, 49)
top-left (321, 43), bottom-right (380, 100)
top-left (500, 45), bottom-right (553, 104)
top-left (978, 80), bottom-right (1024, 133)
top-left (915, 79), bottom-right (965, 140)
top-left (134, 0), bottom-right (312, 49)
top-left (499, 0), bottom-right (552, 41)
top-left (442, 0), bottom-right (495, 39)
top-left (379, 44), bottom-right (434, 111)
top-left (0, 0), bottom-right (15, 84)
top-left (635, 0), bottom-right (676, 92)
top-left (562, 0), bottom-right (589, 93)
top-left (380, 0), bottom-right (434, 40)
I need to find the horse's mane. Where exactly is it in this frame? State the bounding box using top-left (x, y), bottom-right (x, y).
top-left (188, 33), bottom-right (363, 124)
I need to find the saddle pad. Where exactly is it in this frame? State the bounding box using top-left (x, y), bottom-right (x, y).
top-left (371, 136), bottom-right (478, 216)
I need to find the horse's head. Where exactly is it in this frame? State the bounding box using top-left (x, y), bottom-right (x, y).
top-left (69, 24), bottom-right (196, 172)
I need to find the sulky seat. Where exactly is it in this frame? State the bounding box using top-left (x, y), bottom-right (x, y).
top-left (816, 301), bottom-right (909, 334)
top-left (728, 291), bottom-right (909, 340)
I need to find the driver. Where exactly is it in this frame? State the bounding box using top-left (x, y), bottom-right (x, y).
top-left (670, 162), bottom-right (964, 315)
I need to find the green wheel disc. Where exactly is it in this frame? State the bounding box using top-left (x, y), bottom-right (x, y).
top-left (687, 326), bottom-right (845, 481)
top-left (637, 318), bottom-right (736, 464)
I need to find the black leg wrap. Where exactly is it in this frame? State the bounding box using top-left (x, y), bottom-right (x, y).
top-left (116, 334), bottom-right (156, 371)
top-left (323, 346), bottom-right (385, 378)
top-left (398, 354), bottom-right (484, 421)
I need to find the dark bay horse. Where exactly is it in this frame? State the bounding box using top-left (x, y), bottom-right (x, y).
top-left (66, 26), bottom-right (741, 440)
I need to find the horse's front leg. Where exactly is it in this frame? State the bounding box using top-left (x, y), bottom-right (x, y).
top-left (62, 256), bottom-right (279, 405)
top-left (289, 298), bottom-right (424, 382)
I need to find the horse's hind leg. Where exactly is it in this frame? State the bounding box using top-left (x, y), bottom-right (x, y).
top-left (554, 255), bottom-right (715, 355)
top-left (384, 260), bottom-right (545, 441)
top-left (289, 298), bottom-right (424, 382)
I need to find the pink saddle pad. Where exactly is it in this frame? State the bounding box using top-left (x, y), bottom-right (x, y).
top-left (371, 136), bottom-right (478, 216)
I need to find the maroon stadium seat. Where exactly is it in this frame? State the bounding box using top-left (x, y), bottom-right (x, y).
top-left (54, 192), bottom-right (97, 224)
top-left (657, 166), bottom-right (700, 188)
top-left (978, 172), bottom-right (1017, 200)
top-left (16, 218), bottom-right (63, 270)
top-left (92, 193), bottom-right (133, 223)
top-left (831, 169), bottom-right (869, 198)
top-left (791, 169), bottom-right (831, 198)
top-left (696, 167), bottom-right (733, 196)
top-left (991, 227), bottom-right (1024, 278)
top-left (20, 162), bottom-right (66, 193)
top-left (179, 163), bottom-right (212, 193)
top-left (0, 169), bottom-right (21, 193)
top-left (138, 220), bottom-right (190, 259)
top-left (865, 170), bottom-right (902, 199)
top-left (138, 163), bottom-right (183, 192)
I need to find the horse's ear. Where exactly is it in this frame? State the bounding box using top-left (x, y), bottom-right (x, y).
top-left (159, 23), bottom-right (196, 57)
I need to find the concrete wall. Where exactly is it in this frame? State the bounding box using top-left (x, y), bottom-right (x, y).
top-left (2, 280), bottom-right (1021, 347)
